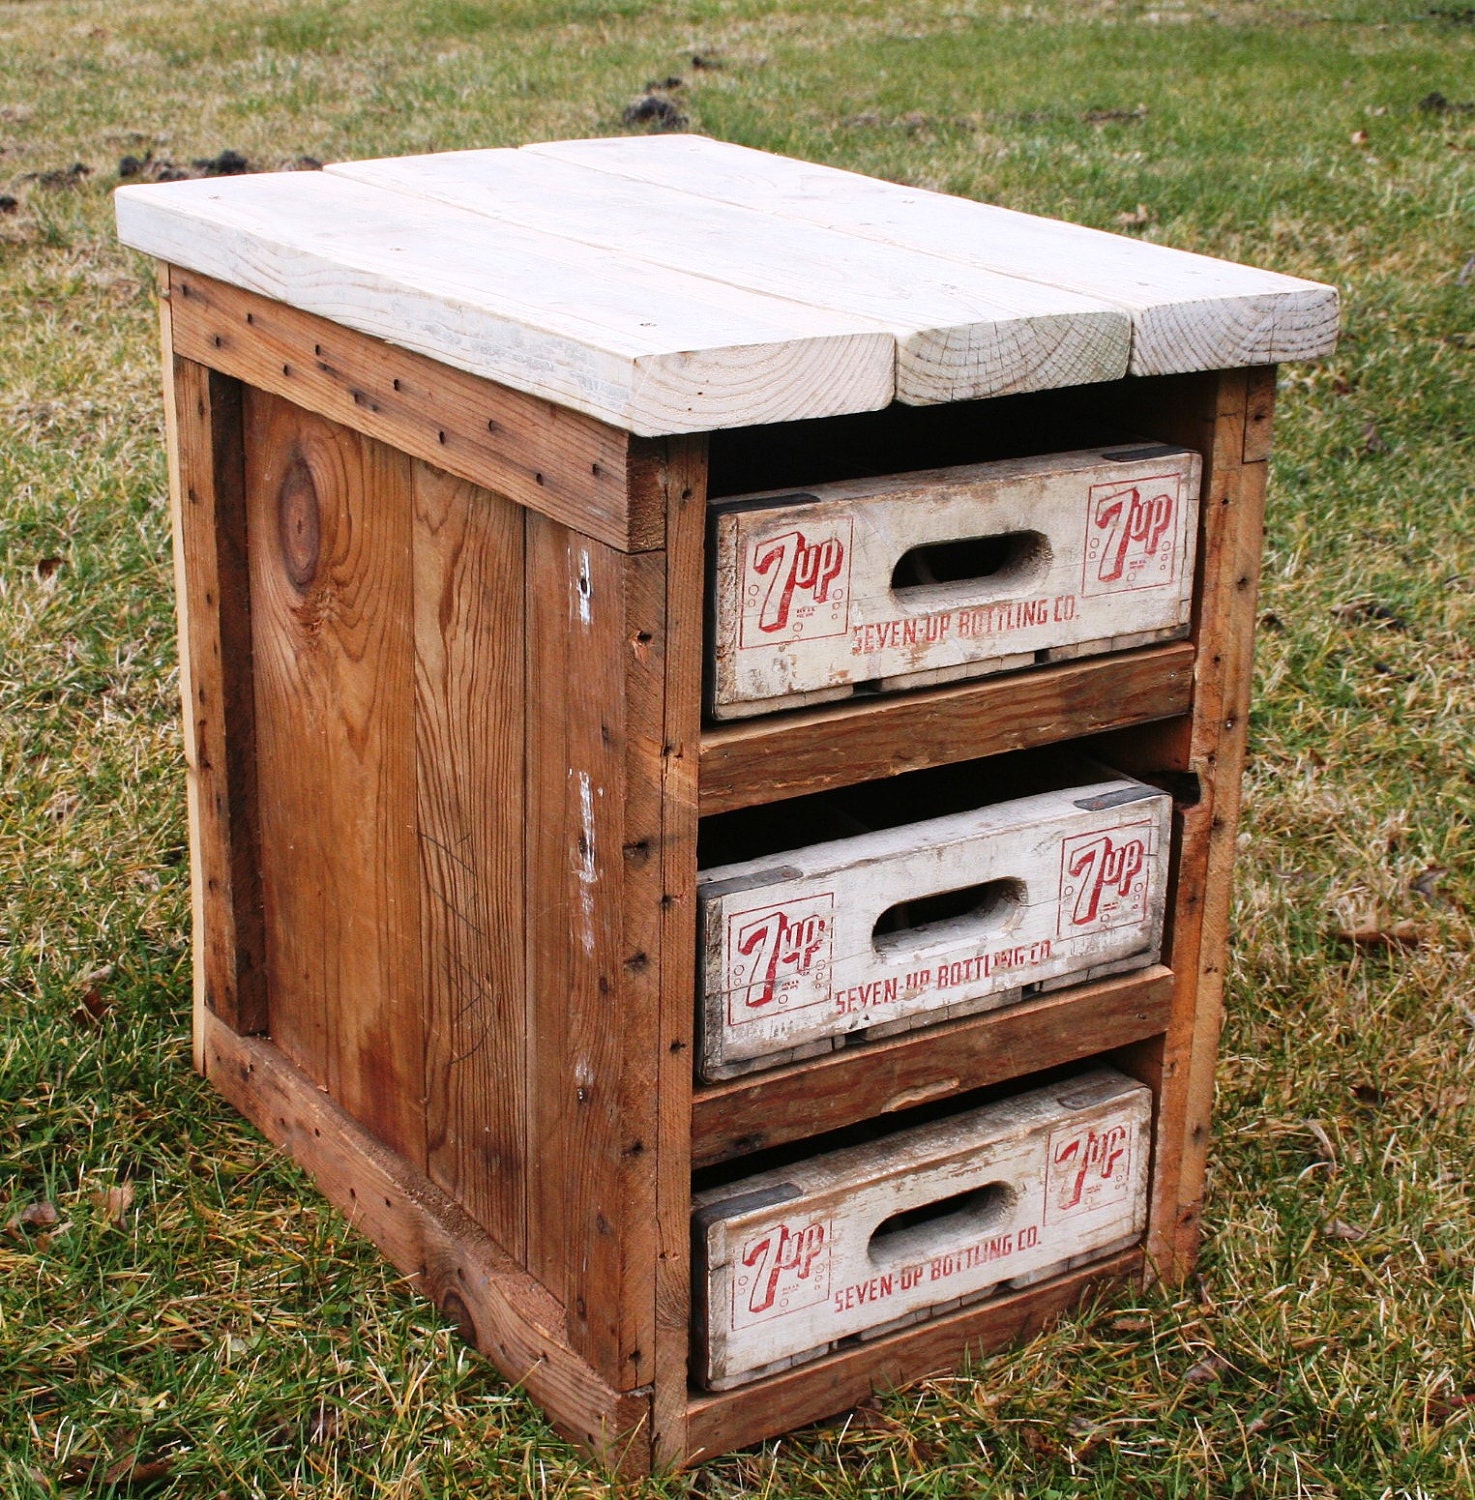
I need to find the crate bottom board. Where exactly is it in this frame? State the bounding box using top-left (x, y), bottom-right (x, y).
top-left (684, 1244), bottom-right (1144, 1464)
top-left (710, 623), bottom-right (1190, 722)
top-left (700, 1230), bottom-right (1143, 1390)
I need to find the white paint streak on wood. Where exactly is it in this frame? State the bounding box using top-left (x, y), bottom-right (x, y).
top-left (575, 769), bottom-right (598, 956)
top-left (114, 172), bottom-right (893, 436)
top-left (527, 135), bottom-right (1340, 373)
top-left (696, 771), bottom-right (1170, 1078)
top-left (708, 446), bottom-right (1201, 719)
top-left (328, 148), bottom-right (1131, 404)
top-left (692, 1068), bottom-right (1151, 1387)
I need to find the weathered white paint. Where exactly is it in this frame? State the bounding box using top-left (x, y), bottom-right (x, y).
top-left (692, 1067), bottom-right (1151, 1387)
top-left (328, 148), bottom-right (1132, 405)
top-left (528, 135), bottom-right (1340, 375)
top-left (115, 139), bottom-right (1334, 437)
top-left (697, 769), bottom-right (1170, 1079)
top-left (707, 445), bottom-right (1201, 719)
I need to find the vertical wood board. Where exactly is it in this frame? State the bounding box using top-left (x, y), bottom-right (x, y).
top-left (163, 351), bottom-right (268, 1040)
top-left (644, 435), bottom-right (709, 1466)
top-left (244, 388), bottom-right (425, 1163)
top-left (524, 517), bottom-right (663, 1388)
top-left (414, 462), bottom-right (528, 1257)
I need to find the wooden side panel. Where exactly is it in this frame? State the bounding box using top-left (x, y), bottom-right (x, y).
top-left (244, 388), bottom-right (425, 1164)
top-left (413, 463), bottom-right (527, 1256)
top-left (524, 517), bottom-right (663, 1391)
top-left (645, 435), bottom-right (708, 1467)
top-left (202, 1017), bottom-right (651, 1476)
top-left (163, 347), bottom-right (268, 1044)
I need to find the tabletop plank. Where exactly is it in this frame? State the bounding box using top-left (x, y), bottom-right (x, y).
top-left (328, 149), bottom-right (1132, 406)
top-left (116, 171), bottom-right (894, 435)
top-left (527, 136), bottom-right (1339, 375)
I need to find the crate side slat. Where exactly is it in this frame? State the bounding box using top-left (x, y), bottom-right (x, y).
top-left (699, 643), bottom-right (1194, 816)
top-left (693, 1071), bottom-right (1150, 1385)
top-left (243, 389), bottom-right (426, 1163)
top-left (708, 447), bottom-right (1199, 717)
top-left (413, 463), bottom-right (529, 1258)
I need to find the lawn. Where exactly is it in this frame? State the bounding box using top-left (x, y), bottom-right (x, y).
top-left (2, 0), bottom-right (1473, 1494)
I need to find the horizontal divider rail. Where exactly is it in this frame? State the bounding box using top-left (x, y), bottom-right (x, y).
top-left (684, 1246), bottom-right (1144, 1464)
top-left (690, 965), bottom-right (1173, 1169)
top-left (698, 643), bottom-right (1194, 815)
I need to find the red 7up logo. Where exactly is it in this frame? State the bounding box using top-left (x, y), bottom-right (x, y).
top-left (729, 897), bottom-right (833, 1021)
top-left (735, 1219), bottom-right (829, 1324)
top-left (1048, 1123), bottom-right (1131, 1217)
top-left (1058, 825), bottom-right (1153, 934)
top-left (739, 520), bottom-right (852, 647)
top-left (1083, 476), bottom-right (1180, 595)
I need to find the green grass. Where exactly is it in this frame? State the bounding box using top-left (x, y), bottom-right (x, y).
top-left (1, 0), bottom-right (1473, 1493)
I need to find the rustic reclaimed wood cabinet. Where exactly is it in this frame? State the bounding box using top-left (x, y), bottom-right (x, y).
top-left (117, 136), bottom-right (1336, 1474)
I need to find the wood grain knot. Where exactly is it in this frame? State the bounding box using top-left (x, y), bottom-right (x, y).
top-left (277, 455), bottom-right (322, 590)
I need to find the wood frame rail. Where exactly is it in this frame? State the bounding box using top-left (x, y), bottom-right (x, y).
top-left (698, 642), bottom-right (1194, 815)
top-left (691, 966), bottom-right (1174, 1169)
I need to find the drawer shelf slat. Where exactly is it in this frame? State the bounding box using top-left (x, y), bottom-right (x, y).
top-left (699, 643), bottom-right (1193, 815)
top-left (691, 966), bottom-right (1173, 1169)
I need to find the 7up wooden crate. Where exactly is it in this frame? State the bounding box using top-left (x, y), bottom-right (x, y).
top-left (707, 443), bottom-right (1201, 719)
top-left (696, 768), bottom-right (1170, 1080)
top-left (691, 1067), bottom-right (1151, 1389)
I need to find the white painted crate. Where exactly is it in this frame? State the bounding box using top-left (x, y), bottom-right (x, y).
top-left (696, 767), bottom-right (1171, 1080)
top-left (707, 444), bottom-right (1201, 719)
top-left (692, 1067), bottom-right (1151, 1389)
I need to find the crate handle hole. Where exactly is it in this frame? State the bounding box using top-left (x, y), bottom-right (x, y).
top-left (868, 1182), bottom-right (1015, 1267)
top-left (890, 531), bottom-right (1051, 605)
top-left (872, 877), bottom-right (1024, 960)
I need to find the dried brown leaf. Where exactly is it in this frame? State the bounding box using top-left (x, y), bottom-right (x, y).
top-left (91, 1181), bottom-right (136, 1226)
top-left (99, 1453), bottom-right (174, 1488)
top-left (1115, 202), bottom-right (1152, 229)
top-left (1184, 1350), bottom-right (1231, 1384)
top-left (1350, 128), bottom-right (1370, 145)
top-left (73, 984), bottom-right (114, 1028)
top-left (5, 1201), bottom-right (60, 1233)
top-left (1323, 1217), bottom-right (1368, 1241)
top-left (1335, 918), bottom-right (1426, 950)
